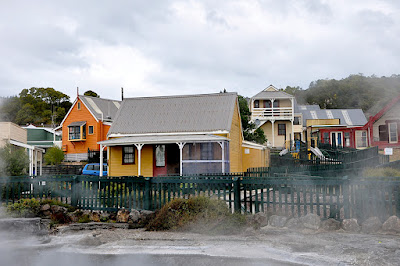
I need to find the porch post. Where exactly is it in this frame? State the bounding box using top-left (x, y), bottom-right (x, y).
top-left (218, 141), bottom-right (225, 174)
top-left (176, 142), bottom-right (186, 176)
top-left (28, 149), bottom-right (33, 176)
top-left (291, 119), bottom-right (294, 148)
top-left (271, 120), bottom-right (275, 147)
top-left (134, 144), bottom-right (144, 176)
top-left (99, 144), bottom-right (106, 177)
top-left (34, 150), bottom-right (38, 176)
top-left (39, 151), bottom-right (42, 176)
top-left (271, 99), bottom-right (275, 116)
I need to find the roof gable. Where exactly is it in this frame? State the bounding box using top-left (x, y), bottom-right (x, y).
top-left (369, 94), bottom-right (400, 124)
top-left (252, 85), bottom-right (294, 99)
top-left (108, 92), bottom-right (238, 136)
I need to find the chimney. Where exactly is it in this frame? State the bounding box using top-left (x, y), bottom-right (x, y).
top-left (121, 87), bottom-right (124, 101)
top-left (77, 87), bottom-right (79, 96)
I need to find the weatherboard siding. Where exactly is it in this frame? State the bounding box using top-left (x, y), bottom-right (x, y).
top-left (62, 98), bottom-right (108, 155)
top-left (242, 146), bottom-right (267, 171)
top-left (228, 102), bottom-right (243, 173)
top-left (108, 145), bottom-right (153, 177)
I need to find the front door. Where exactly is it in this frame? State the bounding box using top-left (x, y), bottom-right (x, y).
top-left (331, 132), bottom-right (343, 147)
top-left (153, 145), bottom-right (167, 176)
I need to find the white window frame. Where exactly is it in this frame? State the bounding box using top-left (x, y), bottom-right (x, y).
top-left (355, 130), bottom-right (368, 148)
top-left (330, 132), bottom-right (343, 147)
top-left (388, 122), bottom-right (398, 143)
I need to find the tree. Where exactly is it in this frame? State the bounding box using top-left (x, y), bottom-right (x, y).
top-left (0, 143), bottom-right (29, 176)
top-left (282, 86), bottom-right (302, 96)
top-left (238, 95), bottom-right (267, 144)
top-left (44, 146), bottom-right (64, 165)
top-left (84, 90), bottom-right (100, 97)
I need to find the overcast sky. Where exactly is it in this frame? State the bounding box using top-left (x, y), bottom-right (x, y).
top-left (0, 0), bottom-right (399, 101)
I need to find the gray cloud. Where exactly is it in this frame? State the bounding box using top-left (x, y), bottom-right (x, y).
top-left (0, 0), bottom-right (399, 100)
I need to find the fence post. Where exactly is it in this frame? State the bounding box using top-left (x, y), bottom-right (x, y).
top-left (144, 177), bottom-right (152, 210)
top-left (71, 175), bottom-right (79, 207)
top-left (342, 177), bottom-right (350, 219)
top-left (233, 177), bottom-right (241, 213)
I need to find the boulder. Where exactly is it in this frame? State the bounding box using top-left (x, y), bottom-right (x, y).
top-left (90, 211), bottom-right (101, 222)
top-left (116, 209), bottom-right (130, 223)
top-left (40, 204), bottom-right (51, 216)
top-left (285, 217), bottom-right (303, 229)
top-left (382, 216), bottom-right (400, 233)
top-left (269, 215), bottom-right (287, 228)
top-left (342, 219), bottom-right (360, 232)
top-left (128, 210), bottom-right (141, 223)
top-left (50, 205), bottom-right (67, 214)
top-left (68, 210), bottom-right (81, 223)
top-left (140, 210), bottom-right (155, 223)
top-left (300, 213), bottom-right (321, 230)
top-left (321, 218), bottom-right (341, 231)
top-left (361, 217), bottom-right (382, 234)
top-left (100, 212), bottom-right (110, 222)
top-left (252, 212), bottom-right (269, 227)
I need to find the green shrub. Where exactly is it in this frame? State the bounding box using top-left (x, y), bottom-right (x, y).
top-left (78, 214), bottom-right (91, 223)
top-left (7, 198), bottom-right (41, 217)
top-left (0, 143), bottom-right (29, 176)
top-left (146, 196), bottom-right (246, 234)
top-left (44, 146), bottom-right (64, 165)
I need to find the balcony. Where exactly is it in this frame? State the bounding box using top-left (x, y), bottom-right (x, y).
top-left (251, 107), bottom-right (293, 120)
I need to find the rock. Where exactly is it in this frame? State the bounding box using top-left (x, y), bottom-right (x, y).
top-left (50, 205), bottom-right (67, 214)
top-left (139, 210), bottom-right (155, 223)
top-left (342, 219), bottom-right (360, 232)
top-left (90, 211), bottom-right (101, 222)
top-left (300, 213), bottom-right (321, 230)
top-left (40, 204), bottom-right (50, 212)
top-left (252, 212), bottom-right (269, 227)
top-left (382, 216), bottom-right (400, 233)
top-left (100, 212), bottom-right (110, 222)
top-left (269, 215), bottom-right (287, 228)
top-left (321, 218), bottom-right (341, 231)
top-left (116, 209), bottom-right (130, 223)
top-left (243, 227), bottom-right (257, 236)
top-left (109, 211), bottom-right (117, 221)
top-left (361, 217), bottom-right (382, 233)
top-left (68, 211), bottom-right (81, 223)
top-left (129, 210), bottom-right (140, 223)
top-left (286, 217), bottom-right (303, 229)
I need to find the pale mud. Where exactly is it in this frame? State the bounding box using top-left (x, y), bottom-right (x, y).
top-left (41, 226), bottom-right (400, 266)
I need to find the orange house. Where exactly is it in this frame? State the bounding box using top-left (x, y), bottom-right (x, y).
top-left (59, 95), bottom-right (121, 161)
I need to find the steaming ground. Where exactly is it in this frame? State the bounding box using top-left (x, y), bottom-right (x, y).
top-left (1, 222), bottom-right (399, 266)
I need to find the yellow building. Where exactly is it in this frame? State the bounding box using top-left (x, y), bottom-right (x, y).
top-left (98, 93), bottom-right (268, 176)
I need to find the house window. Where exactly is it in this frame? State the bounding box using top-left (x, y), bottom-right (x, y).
top-left (77, 102), bottom-right (81, 110)
top-left (344, 132), bottom-right (351, 147)
top-left (278, 124), bottom-right (286, 135)
top-left (88, 126), bottom-right (94, 135)
top-left (155, 145), bottom-right (165, 167)
top-left (254, 100), bottom-right (259, 108)
top-left (264, 100), bottom-right (271, 108)
top-left (273, 100), bottom-right (279, 108)
top-left (355, 131), bottom-right (368, 148)
top-left (122, 146), bottom-right (135, 164)
top-left (389, 122), bottom-right (398, 143)
top-left (323, 132), bottom-right (329, 143)
top-left (293, 116), bottom-right (300, 125)
top-left (68, 126), bottom-right (85, 140)
top-left (379, 125), bottom-right (388, 141)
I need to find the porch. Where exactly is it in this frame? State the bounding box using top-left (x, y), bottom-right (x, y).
top-left (98, 134), bottom-right (230, 177)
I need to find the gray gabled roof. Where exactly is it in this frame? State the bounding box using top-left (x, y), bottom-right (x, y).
top-left (301, 109), bottom-right (367, 126)
top-left (295, 104), bottom-right (321, 112)
top-left (79, 95), bottom-right (121, 121)
top-left (252, 90), bottom-right (294, 99)
top-left (108, 92), bottom-right (238, 135)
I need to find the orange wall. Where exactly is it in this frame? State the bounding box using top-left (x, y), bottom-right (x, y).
top-left (242, 146), bottom-right (268, 171)
top-left (228, 102), bottom-right (243, 173)
top-left (62, 98), bottom-right (110, 154)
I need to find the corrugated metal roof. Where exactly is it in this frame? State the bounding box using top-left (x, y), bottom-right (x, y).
top-left (108, 92), bottom-right (238, 135)
top-left (99, 134), bottom-right (229, 146)
top-left (252, 90), bottom-right (294, 99)
top-left (301, 109), bottom-right (367, 126)
top-left (79, 95), bottom-right (121, 121)
top-left (295, 104), bottom-right (321, 112)
top-left (68, 121), bottom-right (86, 127)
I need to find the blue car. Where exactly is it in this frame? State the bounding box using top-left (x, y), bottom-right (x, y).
top-left (82, 163), bottom-right (108, 176)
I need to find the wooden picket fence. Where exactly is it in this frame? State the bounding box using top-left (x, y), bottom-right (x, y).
top-left (0, 174), bottom-right (399, 222)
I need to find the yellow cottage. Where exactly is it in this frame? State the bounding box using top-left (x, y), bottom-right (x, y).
top-left (98, 92), bottom-right (268, 176)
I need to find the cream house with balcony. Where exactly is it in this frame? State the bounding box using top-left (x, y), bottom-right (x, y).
top-left (250, 85), bottom-right (302, 148)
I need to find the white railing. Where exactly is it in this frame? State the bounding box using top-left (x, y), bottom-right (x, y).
top-left (251, 107), bottom-right (293, 120)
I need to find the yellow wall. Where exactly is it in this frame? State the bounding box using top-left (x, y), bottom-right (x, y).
top-left (306, 119), bottom-right (340, 127)
top-left (261, 120), bottom-right (293, 147)
top-left (227, 101), bottom-right (243, 173)
top-left (242, 146), bottom-right (268, 171)
top-left (108, 144), bottom-right (153, 177)
top-left (0, 122), bottom-right (27, 147)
